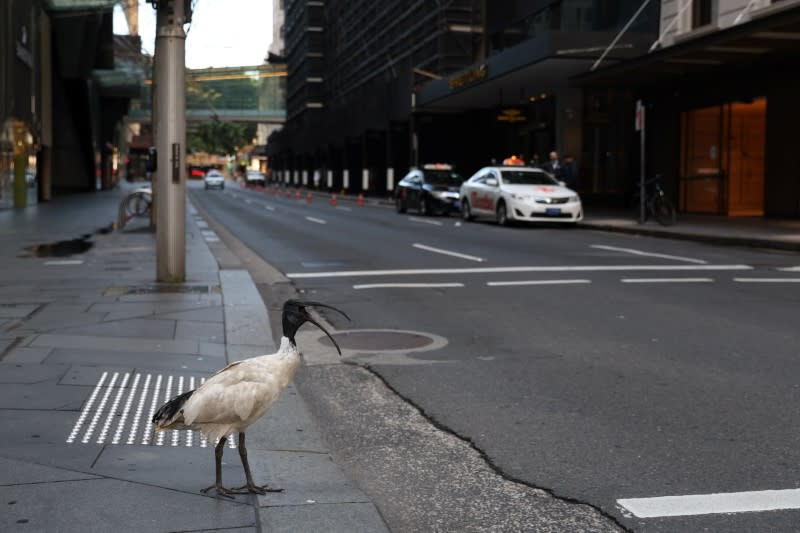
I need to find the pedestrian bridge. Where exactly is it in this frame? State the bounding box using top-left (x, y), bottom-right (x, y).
top-left (127, 64), bottom-right (286, 124)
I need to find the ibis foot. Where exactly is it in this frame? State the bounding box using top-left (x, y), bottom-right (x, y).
top-left (201, 484), bottom-right (236, 499)
top-left (230, 483), bottom-right (284, 495)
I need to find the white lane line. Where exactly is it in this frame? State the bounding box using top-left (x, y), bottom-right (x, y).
top-left (45, 260), bottom-right (84, 266)
top-left (287, 264), bottom-right (752, 279)
top-left (618, 488), bottom-right (800, 518)
top-left (408, 217), bottom-right (443, 226)
top-left (353, 283), bottom-right (464, 290)
top-left (591, 244), bottom-right (707, 264)
top-left (305, 216), bottom-right (327, 225)
top-left (265, 205), bottom-right (275, 211)
top-left (335, 206), bottom-right (352, 212)
top-left (735, 278), bottom-right (800, 283)
top-left (413, 243), bottom-right (485, 262)
top-left (778, 266), bottom-right (800, 272)
top-left (621, 278), bottom-right (713, 283)
top-left (488, 279), bottom-right (591, 287)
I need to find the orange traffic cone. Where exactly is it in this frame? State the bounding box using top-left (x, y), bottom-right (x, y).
top-left (295, 190), bottom-right (302, 200)
top-left (330, 194), bottom-right (337, 207)
top-left (307, 192), bottom-right (313, 204)
top-left (357, 193), bottom-right (365, 206)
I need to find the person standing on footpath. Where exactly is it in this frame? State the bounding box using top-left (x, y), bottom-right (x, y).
top-left (562, 153), bottom-right (579, 189)
top-left (542, 151), bottom-right (564, 181)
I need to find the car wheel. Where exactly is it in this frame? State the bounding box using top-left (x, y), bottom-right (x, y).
top-left (395, 196), bottom-right (406, 213)
top-left (419, 196), bottom-right (429, 216)
top-left (461, 200), bottom-right (473, 221)
top-left (496, 201), bottom-right (509, 226)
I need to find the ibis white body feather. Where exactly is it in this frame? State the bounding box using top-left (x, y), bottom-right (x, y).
top-left (155, 337), bottom-right (300, 443)
top-left (151, 299), bottom-right (349, 498)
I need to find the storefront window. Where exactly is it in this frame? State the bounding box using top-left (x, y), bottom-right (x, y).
top-left (0, 119), bottom-right (37, 209)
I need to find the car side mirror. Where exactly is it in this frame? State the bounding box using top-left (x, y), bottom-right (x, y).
top-left (486, 178), bottom-right (498, 187)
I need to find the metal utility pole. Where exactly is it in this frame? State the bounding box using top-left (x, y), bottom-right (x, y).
top-left (151, 0), bottom-right (189, 282)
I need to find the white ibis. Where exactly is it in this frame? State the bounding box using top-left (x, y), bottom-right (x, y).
top-left (152, 299), bottom-right (349, 498)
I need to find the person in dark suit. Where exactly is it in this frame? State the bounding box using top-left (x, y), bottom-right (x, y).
top-left (562, 153), bottom-right (579, 189)
top-left (542, 151), bottom-right (564, 180)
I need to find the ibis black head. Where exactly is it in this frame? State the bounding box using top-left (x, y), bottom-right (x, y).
top-left (282, 300), bottom-right (350, 355)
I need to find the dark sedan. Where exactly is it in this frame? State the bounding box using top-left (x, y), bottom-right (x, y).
top-left (394, 164), bottom-right (465, 216)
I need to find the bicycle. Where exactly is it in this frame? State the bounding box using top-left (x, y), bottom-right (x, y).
top-left (631, 175), bottom-right (676, 226)
top-left (124, 187), bottom-right (152, 218)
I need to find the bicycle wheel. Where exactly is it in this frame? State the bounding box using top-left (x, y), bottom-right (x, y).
top-left (126, 192), bottom-right (151, 217)
top-left (653, 195), bottom-right (676, 226)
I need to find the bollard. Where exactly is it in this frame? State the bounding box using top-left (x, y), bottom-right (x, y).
top-left (330, 194), bottom-right (337, 207)
top-left (307, 192), bottom-right (313, 204)
top-left (357, 193), bottom-right (365, 206)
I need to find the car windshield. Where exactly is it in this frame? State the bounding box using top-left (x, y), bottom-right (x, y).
top-left (423, 170), bottom-right (464, 185)
top-left (500, 170), bottom-right (558, 185)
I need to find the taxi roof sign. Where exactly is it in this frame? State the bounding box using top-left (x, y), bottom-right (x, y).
top-left (422, 163), bottom-right (453, 170)
top-left (502, 155), bottom-right (525, 166)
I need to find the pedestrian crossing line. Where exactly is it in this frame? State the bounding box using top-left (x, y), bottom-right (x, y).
top-left (487, 279), bottom-right (591, 286)
top-left (734, 277), bottom-right (800, 283)
top-left (618, 488), bottom-right (800, 518)
top-left (621, 277), bottom-right (713, 283)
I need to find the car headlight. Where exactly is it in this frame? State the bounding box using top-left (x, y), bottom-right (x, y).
top-left (570, 196), bottom-right (580, 203)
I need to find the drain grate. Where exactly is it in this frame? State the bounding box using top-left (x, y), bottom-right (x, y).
top-left (103, 285), bottom-right (221, 296)
top-left (66, 371), bottom-right (236, 449)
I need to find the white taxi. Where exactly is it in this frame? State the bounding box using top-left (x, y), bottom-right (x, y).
top-left (460, 162), bottom-right (582, 225)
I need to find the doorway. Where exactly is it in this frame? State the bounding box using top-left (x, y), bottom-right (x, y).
top-left (680, 98), bottom-right (766, 216)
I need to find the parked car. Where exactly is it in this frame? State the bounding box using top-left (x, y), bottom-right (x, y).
top-left (245, 170), bottom-right (266, 186)
top-left (204, 169), bottom-right (225, 190)
top-left (460, 163), bottom-right (583, 225)
top-left (395, 164), bottom-right (465, 216)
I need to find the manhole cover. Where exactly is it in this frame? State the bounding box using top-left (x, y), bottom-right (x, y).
top-left (318, 330), bottom-right (435, 351)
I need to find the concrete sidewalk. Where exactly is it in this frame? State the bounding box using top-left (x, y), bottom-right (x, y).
top-left (0, 183), bottom-right (388, 533)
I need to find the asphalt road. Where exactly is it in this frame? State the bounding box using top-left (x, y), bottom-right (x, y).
top-left (190, 180), bottom-right (800, 532)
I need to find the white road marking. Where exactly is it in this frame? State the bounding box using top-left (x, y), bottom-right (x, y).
top-left (335, 206), bottom-right (352, 212)
top-left (305, 216), bottom-right (327, 224)
top-left (265, 205), bottom-right (275, 211)
top-left (591, 244), bottom-right (707, 264)
top-left (408, 217), bottom-right (443, 226)
top-left (354, 283), bottom-right (464, 290)
top-left (413, 243), bottom-right (485, 262)
top-left (618, 488), bottom-right (800, 518)
top-left (487, 279), bottom-right (591, 286)
top-left (735, 278), bottom-right (800, 283)
top-left (287, 264), bottom-right (752, 279)
top-left (201, 230), bottom-right (219, 242)
top-left (245, 199), bottom-right (252, 204)
top-left (621, 277), bottom-right (713, 283)
top-left (778, 266), bottom-right (800, 272)
top-left (45, 260), bottom-right (83, 265)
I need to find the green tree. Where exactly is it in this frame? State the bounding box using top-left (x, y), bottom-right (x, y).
top-left (187, 120), bottom-right (256, 155)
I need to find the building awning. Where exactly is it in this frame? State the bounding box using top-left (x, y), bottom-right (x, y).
top-left (416, 29), bottom-right (654, 111)
top-left (573, 2), bottom-right (800, 89)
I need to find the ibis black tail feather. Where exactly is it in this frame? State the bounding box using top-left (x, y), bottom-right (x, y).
top-left (152, 389), bottom-right (194, 429)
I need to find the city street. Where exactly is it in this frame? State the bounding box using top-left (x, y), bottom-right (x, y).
top-left (190, 180), bottom-right (800, 532)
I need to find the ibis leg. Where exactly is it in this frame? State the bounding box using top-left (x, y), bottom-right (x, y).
top-left (231, 432), bottom-right (283, 494)
top-left (201, 437), bottom-right (235, 498)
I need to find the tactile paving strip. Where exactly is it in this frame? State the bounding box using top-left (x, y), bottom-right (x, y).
top-left (66, 371), bottom-right (236, 448)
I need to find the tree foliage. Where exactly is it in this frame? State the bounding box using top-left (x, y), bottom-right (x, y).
top-left (187, 120), bottom-right (256, 155)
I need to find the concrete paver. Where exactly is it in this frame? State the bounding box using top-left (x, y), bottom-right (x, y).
top-left (0, 183), bottom-right (389, 533)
